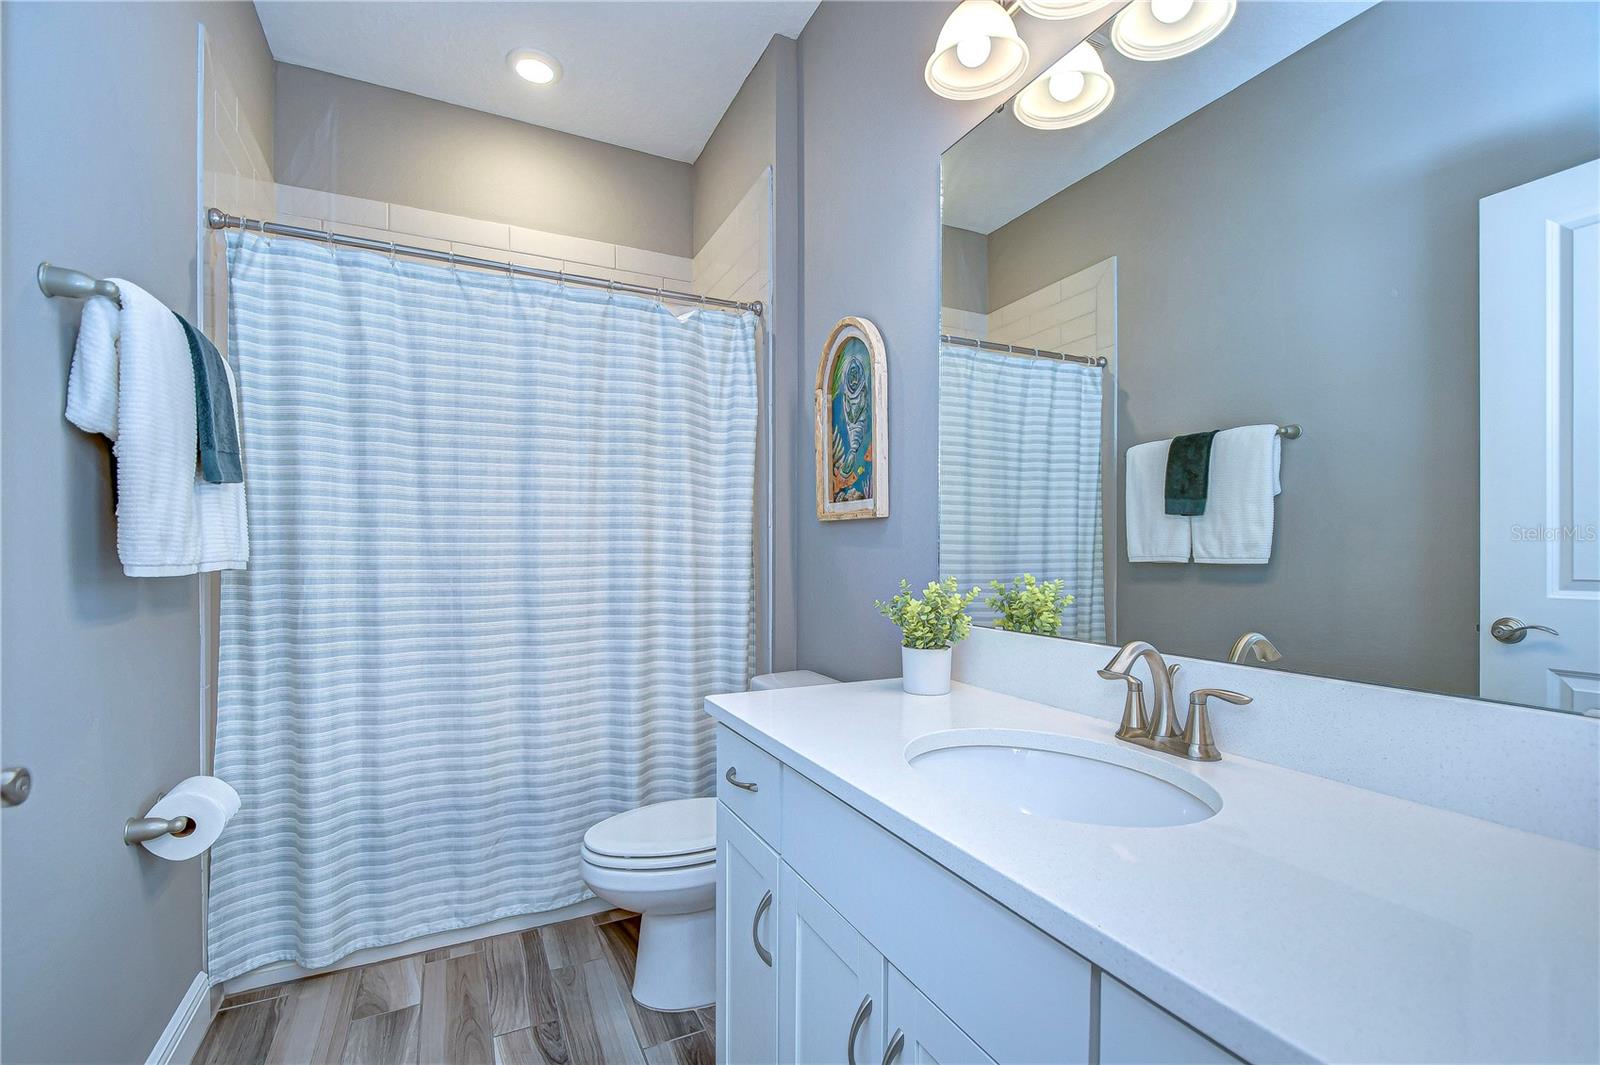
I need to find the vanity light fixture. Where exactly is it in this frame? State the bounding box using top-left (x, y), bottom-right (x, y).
top-left (925, 0), bottom-right (1031, 101)
top-left (1110, 0), bottom-right (1235, 61)
top-left (508, 48), bottom-right (562, 86)
top-left (1018, 1), bottom-right (1113, 19)
top-left (1013, 40), bottom-right (1114, 129)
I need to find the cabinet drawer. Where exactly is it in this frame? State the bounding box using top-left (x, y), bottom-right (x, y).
top-left (717, 725), bottom-right (781, 845)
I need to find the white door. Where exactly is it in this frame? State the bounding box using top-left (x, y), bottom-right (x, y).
top-left (882, 965), bottom-right (995, 1065)
top-left (777, 862), bottom-right (883, 1065)
top-left (1480, 159), bottom-right (1600, 715)
top-left (717, 804), bottom-right (781, 1065)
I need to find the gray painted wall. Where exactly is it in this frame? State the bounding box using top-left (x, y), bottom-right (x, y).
top-left (1, 3), bottom-right (273, 1061)
top-left (694, 38), bottom-right (779, 255)
top-left (795, 2), bottom-right (1104, 680)
top-left (983, 1), bottom-right (1599, 695)
top-left (274, 64), bottom-right (695, 257)
top-left (940, 226), bottom-right (988, 315)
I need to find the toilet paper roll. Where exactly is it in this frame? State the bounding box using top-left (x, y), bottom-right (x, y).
top-left (140, 775), bottom-right (241, 861)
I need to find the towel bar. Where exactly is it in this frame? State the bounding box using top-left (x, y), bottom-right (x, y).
top-left (1277, 424), bottom-right (1301, 439)
top-left (37, 263), bottom-right (120, 304)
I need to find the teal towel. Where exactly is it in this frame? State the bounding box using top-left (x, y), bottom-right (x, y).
top-left (174, 313), bottom-right (243, 484)
top-left (1165, 430), bottom-right (1219, 516)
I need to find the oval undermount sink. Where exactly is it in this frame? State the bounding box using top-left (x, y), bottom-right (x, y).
top-left (906, 729), bottom-right (1222, 828)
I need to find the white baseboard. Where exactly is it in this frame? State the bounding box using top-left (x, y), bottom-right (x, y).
top-left (222, 898), bottom-right (612, 996)
top-left (147, 971), bottom-right (215, 1065)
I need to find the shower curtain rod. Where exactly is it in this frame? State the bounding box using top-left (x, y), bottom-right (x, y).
top-left (205, 209), bottom-right (764, 316)
top-left (941, 333), bottom-right (1108, 368)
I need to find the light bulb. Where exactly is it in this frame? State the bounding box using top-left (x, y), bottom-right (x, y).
top-left (1047, 69), bottom-right (1086, 102)
top-left (955, 34), bottom-right (993, 68)
top-left (507, 48), bottom-right (562, 86)
top-left (1150, 0), bottom-right (1194, 23)
top-left (514, 58), bottom-right (555, 83)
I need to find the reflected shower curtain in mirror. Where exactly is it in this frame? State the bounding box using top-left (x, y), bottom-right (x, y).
top-left (939, 343), bottom-right (1105, 641)
top-left (207, 231), bottom-right (757, 981)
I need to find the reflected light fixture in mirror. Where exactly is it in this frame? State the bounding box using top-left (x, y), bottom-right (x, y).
top-left (508, 48), bottom-right (563, 85)
top-left (1014, 40), bottom-right (1115, 129)
top-left (926, 0), bottom-right (1032, 100)
top-left (1111, 0), bottom-right (1236, 61)
top-left (1019, 0), bottom-right (1113, 19)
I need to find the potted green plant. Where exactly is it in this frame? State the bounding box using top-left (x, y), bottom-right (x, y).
top-left (986, 574), bottom-right (1073, 638)
top-left (875, 577), bottom-right (981, 695)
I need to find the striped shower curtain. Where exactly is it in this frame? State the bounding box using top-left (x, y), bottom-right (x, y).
top-left (208, 231), bottom-right (757, 981)
top-left (939, 343), bottom-right (1105, 641)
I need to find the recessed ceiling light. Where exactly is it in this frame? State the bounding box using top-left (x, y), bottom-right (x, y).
top-left (508, 48), bottom-right (562, 86)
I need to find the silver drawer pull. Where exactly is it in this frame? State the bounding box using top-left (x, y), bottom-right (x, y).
top-left (847, 994), bottom-right (873, 1065)
top-left (724, 766), bottom-right (759, 792)
top-left (882, 1028), bottom-right (905, 1065)
top-left (751, 889), bottom-right (773, 966)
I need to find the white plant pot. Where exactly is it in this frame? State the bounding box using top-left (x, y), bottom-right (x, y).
top-left (902, 646), bottom-right (953, 696)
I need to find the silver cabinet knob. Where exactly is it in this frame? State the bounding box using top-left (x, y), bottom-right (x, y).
top-left (1490, 617), bottom-right (1560, 644)
top-left (2, 767), bottom-right (31, 807)
top-left (724, 766), bottom-right (759, 792)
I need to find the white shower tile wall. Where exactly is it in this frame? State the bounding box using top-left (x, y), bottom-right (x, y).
top-left (271, 185), bottom-right (699, 294)
top-left (941, 257), bottom-right (1117, 366)
top-left (693, 170), bottom-right (773, 308)
top-left (200, 31), bottom-right (273, 346)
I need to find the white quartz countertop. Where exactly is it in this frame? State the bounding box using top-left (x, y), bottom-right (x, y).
top-left (705, 679), bottom-right (1600, 1064)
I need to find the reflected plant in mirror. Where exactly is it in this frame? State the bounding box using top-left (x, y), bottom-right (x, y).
top-left (937, 0), bottom-right (1600, 715)
top-left (987, 574), bottom-right (1072, 637)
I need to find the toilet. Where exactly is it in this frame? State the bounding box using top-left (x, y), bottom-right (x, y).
top-left (579, 670), bottom-right (835, 1011)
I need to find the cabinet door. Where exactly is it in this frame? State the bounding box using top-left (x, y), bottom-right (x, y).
top-left (1098, 975), bottom-right (1243, 1065)
top-left (719, 803), bottom-right (781, 1065)
top-left (882, 965), bottom-right (996, 1065)
top-left (778, 862), bottom-right (884, 1065)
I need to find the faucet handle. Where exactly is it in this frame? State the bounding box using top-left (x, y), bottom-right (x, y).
top-left (1180, 688), bottom-right (1252, 761)
top-left (1098, 669), bottom-right (1149, 741)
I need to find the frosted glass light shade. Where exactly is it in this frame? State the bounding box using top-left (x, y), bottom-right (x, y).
top-left (1013, 41), bottom-right (1114, 129)
top-left (507, 48), bottom-right (562, 85)
top-left (926, 0), bottom-right (1031, 101)
top-left (1111, 0), bottom-right (1235, 61)
top-left (1018, 1), bottom-right (1113, 20)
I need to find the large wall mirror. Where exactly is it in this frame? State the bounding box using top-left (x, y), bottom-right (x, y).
top-left (938, 0), bottom-right (1599, 715)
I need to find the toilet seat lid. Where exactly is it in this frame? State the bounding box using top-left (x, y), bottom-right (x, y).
top-left (583, 797), bottom-right (715, 860)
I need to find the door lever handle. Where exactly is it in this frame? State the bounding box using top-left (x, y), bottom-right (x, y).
top-left (1490, 617), bottom-right (1560, 644)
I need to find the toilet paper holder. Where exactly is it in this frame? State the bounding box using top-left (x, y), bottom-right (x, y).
top-left (124, 814), bottom-right (194, 846)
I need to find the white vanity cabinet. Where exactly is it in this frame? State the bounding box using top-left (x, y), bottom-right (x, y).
top-left (715, 724), bottom-right (1106, 1065)
top-left (1098, 975), bottom-right (1243, 1065)
top-left (717, 805), bottom-right (782, 1065)
top-left (882, 964), bottom-right (996, 1065)
top-left (777, 863), bottom-right (883, 1064)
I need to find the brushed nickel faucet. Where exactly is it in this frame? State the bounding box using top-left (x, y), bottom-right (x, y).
top-left (1228, 631), bottom-right (1282, 664)
top-left (1098, 641), bottom-right (1252, 761)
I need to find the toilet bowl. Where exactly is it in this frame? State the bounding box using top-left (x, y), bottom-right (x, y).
top-left (580, 797), bottom-right (717, 1012)
top-left (579, 671), bottom-right (836, 1012)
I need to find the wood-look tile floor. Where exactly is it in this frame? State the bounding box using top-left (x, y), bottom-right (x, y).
top-left (195, 910), bottom-right (715, 1065)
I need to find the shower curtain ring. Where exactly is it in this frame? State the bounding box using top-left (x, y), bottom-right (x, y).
top-left (388, 241), bottom-right (397, 263)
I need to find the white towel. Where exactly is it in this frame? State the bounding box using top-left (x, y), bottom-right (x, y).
top-left (1125, 438), bottom-right (1191, 562)
top-left (1192, 424), bottom-right (1280, 565)
top-left (65, 279), bottom-right (248, 576)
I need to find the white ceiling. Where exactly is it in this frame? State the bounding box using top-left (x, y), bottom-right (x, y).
top-left (942, 1), bottom-right (1376, 234)
top-left (253, 1), bottom-right (819, 163)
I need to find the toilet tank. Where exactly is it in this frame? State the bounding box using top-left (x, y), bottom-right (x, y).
top-left (750, 670), bottom-right (836, 690)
